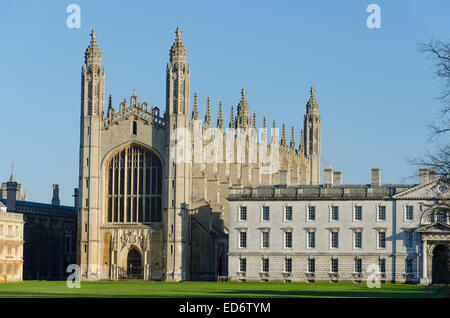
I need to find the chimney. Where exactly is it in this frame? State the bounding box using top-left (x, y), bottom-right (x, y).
top-left (371, 168), bottom-right (381, 187)
top-left (428, 169), bottom-right (436, 181)
top-left (279, 170), bottom-right (288, 187)
top-left (324, 168), bottom-right (333, 188)
top-left (52, 184), bottom-right (60, 205)
top-left (333, 171), bottom-right (342, 186)
top-left (73, 188), bottom-right (79, 210)
top-left (419, 168), bottom-right (429, 184)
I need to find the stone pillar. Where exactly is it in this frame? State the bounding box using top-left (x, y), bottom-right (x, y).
top-left (420, 239), bottom-right (429, 285)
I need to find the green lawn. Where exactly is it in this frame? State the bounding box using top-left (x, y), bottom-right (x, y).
top-left (0, 281), bottom-right (448, 298)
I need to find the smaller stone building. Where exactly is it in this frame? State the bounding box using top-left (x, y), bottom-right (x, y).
top-left (228, 168), bottom-right (450, 284)
top-left (1, 172), bottom-right (77, 281)
top-left (0, 201), bottom-right (24, 282)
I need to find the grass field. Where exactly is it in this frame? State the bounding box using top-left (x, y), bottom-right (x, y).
top-left (0, 281), bottom-right (448, 298)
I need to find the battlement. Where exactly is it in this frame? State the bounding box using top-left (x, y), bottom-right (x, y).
top-left (103, 90), bottom-right (165, 129)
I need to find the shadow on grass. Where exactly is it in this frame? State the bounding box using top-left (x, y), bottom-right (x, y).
top-left (0, 281), bottom-right (446, 298)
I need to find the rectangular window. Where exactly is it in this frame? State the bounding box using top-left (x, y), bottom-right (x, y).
top-left (308, 231), bottom-right (315, 248)
top-left (285, 206), bottom-right (292, 221)
top-left (331, 258), bottom-right (339, 273)
top-left (406, 231), bottom-right (413, 248)
top-left (379, 259), bottom-right (386, 273)
top-left (262, 258), bottom-right (269, 272)
top-left (239, 258), bottom-right (246, 272)
top-left (308, 258), bottom-right (315, 273)
top-left (331, 206), bottom-right (339, 221)
top-left (262, 206), bottom-right (270, 221)
top-left (285, 231), bottom-right (292, 248)
top-left (406, 206), bottom-right (414, 220)
top-left (308, 206), bottom-right (316, 221)
top-left (378, 231), bottom-right (386, 249)
top-left (331, 231), bottom-right (339, 248)
top-left (262, 231), bottom-right (270, 248)
top-left (406, 259), bottom-right (413, 273)
top-left (378, 206), bottom-right (386, 221)
top-left (239, 231), bottom-right (247, 248)
top-left (239, 206), bottom-right (247, 221)
top-left (285, 258), bottom-right (292, 273)
top-left (355, 206), bottom-right (362, 220)
top-left (355, 258), bottom-right (362, 273)
top-left (354, 231), bottom-right (362, 249)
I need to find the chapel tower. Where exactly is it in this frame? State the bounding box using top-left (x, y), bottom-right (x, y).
top-left (78, 29), bottom-right (105, 279)
top-left (303, 86), bottom-right (321, 184)
top-left (165, 27), bottom-right (191, 281)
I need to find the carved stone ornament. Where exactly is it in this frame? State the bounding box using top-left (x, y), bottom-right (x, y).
top-left (429, 181), bottom-right (450, 197)
top-left (120, 229), bottom-right (145, 249)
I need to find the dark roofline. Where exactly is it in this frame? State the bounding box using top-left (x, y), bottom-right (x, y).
top-left (0, 199), bottom-right (76, 212)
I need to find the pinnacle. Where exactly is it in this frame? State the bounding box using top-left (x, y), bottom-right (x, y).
top-left (290, 126), bottom-right (295, 149)
top-left (229, 105), bottom-right (235, 128)
top-left (85, 28), bottom-right (102, 64)
top-left (9, 162), bottom-right (15, 183)
top-left (217, 101), bottom-right (223, 128)
top-left (192, 92), bottom-right (199, 120)
top-left (281, 123), bottom-right (286, 145)
top-left (306, 85), bottom-right (319, 113)
top-left (205, 97), bottom-right (211, 126)
top-left (170, 26), bottom-right (187, 58)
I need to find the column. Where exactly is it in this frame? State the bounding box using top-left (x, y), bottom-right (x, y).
top-left (421, 239), bottom-right (428, 284)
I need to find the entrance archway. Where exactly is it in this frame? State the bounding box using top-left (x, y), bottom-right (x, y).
top-left (127, 248), bottom-right (142, 278)
top-left (432, 244), bottom-right (450, 284)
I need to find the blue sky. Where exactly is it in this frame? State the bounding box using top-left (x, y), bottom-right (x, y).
top-left (0, 0), bottom-right (449, 205)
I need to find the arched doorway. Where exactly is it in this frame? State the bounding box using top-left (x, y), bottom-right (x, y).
top-left (432, 244), bottom-right (450, 284)
top-left (127, 248), bottom-right (142, 279)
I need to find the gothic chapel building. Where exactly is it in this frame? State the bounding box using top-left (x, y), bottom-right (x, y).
top-left (78, 28), bottom-right (321, 281)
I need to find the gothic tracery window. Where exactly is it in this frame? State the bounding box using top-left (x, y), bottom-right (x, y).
top-left (106, 144), bottom-right (162, 223)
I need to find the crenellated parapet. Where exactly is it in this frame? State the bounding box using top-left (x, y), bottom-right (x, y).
top-left (103, 89), bottom-right (165, 129)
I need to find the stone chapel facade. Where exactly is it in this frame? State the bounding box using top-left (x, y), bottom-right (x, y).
top-left (77, 28), bottom-right (321, 281)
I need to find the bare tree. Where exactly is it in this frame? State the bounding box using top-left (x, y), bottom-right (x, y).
top-left (411, 40), bottom-right (450, 179)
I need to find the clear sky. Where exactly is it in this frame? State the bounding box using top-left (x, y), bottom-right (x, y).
top-left (1, 0), bottom-right (449, 205)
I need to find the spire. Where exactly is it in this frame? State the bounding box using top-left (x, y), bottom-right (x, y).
top-left (192, 92), bottom-right (199, 120)
top-left (306, 85), bottom-right (319, 113)
top-left (84, 29), bottom-right (102, 64)
top-left (290, 126), bottom-right (295, 149)
top-left (170, 26), bottom-right (187, 61)
top-left (9, 162), bottom-right (15, 183)
top-left (271, 120), bottom-right (277, 144)
top-left (23, 190), bottom-right (27, 201)
top-left (252, 113), bottom-right (256, 129)
top-left (204, 97), bottom-right (211, 127)
top-left (261, 116), bottom-right (268, 141)
top-left (229, 105), bottom-right (235, 128)
top-left (281, 123), bottom-right (286, 146)
top-left (236, 88), bottom-right (251, 129)
top-left (217, 101), bottom-right (223, 129)
top-left (107, 94), bottom-right (113, 111)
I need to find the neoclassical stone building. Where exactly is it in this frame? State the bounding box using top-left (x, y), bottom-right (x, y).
top-left (228, 168), bottom-right (450, 284)
top-left (0, 201), bottom-right (24, 282)
top-left (1, 173), bottom-right (77, 281)
top-left (78, 28), bottom-right (321, 281)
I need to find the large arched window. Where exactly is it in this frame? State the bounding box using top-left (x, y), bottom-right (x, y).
top-left (106, 144), bottom-right (162, 223)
